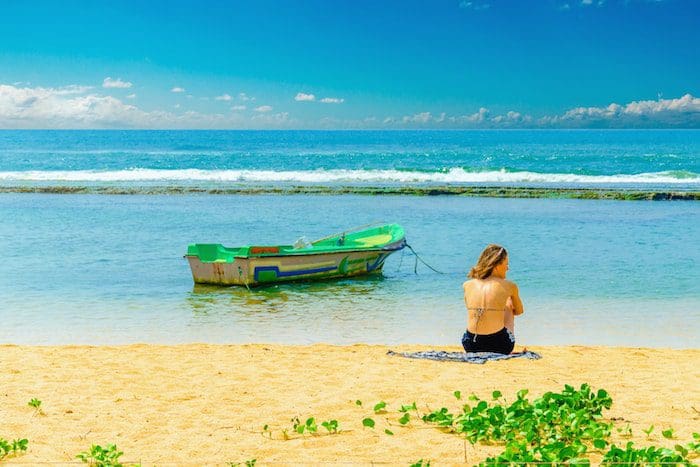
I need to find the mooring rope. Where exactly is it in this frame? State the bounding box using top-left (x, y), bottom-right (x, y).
top-left (405, 243), bottom-right (446, 274)
top-left (395, 246), bottom-right (405, 272)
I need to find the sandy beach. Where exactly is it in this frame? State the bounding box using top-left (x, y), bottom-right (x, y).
top-left (1, 344), bottom-right (698, 465)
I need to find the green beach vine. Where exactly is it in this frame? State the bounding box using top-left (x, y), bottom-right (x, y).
top-left (0, 437), bottom-right (28, 462)
top-left (260, 383), bottom-right (699, 466)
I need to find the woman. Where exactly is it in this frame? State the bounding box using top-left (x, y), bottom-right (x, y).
top-left (462, 244), bottom-right (524, 354)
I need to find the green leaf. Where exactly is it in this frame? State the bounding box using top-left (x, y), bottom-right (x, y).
top-left (321, 420), bottom-right (338, 433)
top-left (362, 417), bottom-right (375, 428)
top-left (492, 390), bottom-right (502, 400)
top-left (675, 444), bottom-right (688, 457)
top-left (399, 402), bottom-right (417, 413)
top-left (568, 457), bottom-right (590, 465)
top-left (355, 400), bottom-right (362, 406)
top-left (398, 413), bottom-right (410, 425)
top-left (373, 401), bottom-right (387, 413)
top-left (384, 429), bottom-right (394, 436)
top-left (453, 390), bottom-right (461, 400)
top-left (593, 438), bottom-right (607, 449)
top-left (662, 428), bottom-right (674, 439)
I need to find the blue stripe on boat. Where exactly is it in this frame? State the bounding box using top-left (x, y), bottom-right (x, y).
top-left (253, 265), bottom-right (337, 281)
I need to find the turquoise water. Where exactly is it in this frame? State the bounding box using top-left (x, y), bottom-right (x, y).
top-left (1, 130), bottom-right (699, 188)
top-left (0, 130), bottom-right (698, 347)
top-left (1, 193), bottom-right (697, 347)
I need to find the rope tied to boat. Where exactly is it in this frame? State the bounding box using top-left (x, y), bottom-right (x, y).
top-left (405, 243), bottom-right (446, 275)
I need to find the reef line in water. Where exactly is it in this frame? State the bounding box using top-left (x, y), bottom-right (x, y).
top-left (0, 184), bottom-right (698, 200)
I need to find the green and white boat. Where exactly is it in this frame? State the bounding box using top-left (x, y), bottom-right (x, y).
top-left (185, 223), bottom-right (406, 287)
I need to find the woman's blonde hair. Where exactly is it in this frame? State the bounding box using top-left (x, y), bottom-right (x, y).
top-left (468, 244), bottom-right (507, 279)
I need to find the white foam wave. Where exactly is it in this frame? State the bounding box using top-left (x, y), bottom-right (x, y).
top-left (0, 168), bottom-right (697, 184)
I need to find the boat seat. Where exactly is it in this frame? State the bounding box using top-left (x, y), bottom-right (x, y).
top-left (352, 233), bottom-right (393, 247)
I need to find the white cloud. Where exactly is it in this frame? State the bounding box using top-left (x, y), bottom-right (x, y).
top-left (320, 97), bottom-right (345, 104)
top-left (0, 83), bottom-right (151, 128)
top-left (0, 83), bottom-right (241, 129)
top-left (2, 83), bottom-right (696, 129)
top-left (403, 112), bottom-right (433, 124)
top-left (579, 0), bottom-right (606, 7)
top-left (459, 1), bottom-right (490, 10)
top-left (215, 94), bottom-right (232, 101)
top-left (295, 92), bottom-right (316, 102)
top-left (541, 94), bottom-right (700, 128)
top-left (126, 93), bottom-right (136, 99)
top-left (392, 109), bottom-right (530, 127)
top-left (490, 111), bottom-right (532, 125)
top-left (465, 107), bottom-right (490, 123)
top-left (102, 77), bottom-right (133, 89)
top-left (171, 87), bottom-right (185, 93)
top-left (51, 85), bottom-right (93, 95)
top-left (239, 92), bottom-right (254, 101)
top-left (251, 111), bottom-right (291, 125)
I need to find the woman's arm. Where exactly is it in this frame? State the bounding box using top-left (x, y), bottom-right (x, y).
top-left (509, 281), bottom-right (524, 315)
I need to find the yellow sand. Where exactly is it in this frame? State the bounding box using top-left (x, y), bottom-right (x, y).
top-left (2, 344), bottom-right (699, 465)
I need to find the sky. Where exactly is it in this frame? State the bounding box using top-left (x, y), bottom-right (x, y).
top-left (0, 0), bottom-right (698, 129)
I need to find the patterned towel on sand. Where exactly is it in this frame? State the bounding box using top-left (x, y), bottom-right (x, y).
top-left (387, 350), bottom-right (542, 364)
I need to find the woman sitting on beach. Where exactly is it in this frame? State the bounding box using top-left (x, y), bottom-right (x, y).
top-left (462, 244), bottom-right (524, 354)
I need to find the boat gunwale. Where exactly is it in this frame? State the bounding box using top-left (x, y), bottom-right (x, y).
top-left (185, 239), bottom-right (406, 261)
top-left (186, 223), bottom-right (406, 263)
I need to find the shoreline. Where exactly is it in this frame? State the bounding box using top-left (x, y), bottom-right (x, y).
top-left (1, 184), bottom-right (699, 200)
top-left (3, 343), bottom-right (699, 465)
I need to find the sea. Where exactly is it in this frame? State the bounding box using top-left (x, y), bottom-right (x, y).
top-left (0, 130), bottom-right (698, 348)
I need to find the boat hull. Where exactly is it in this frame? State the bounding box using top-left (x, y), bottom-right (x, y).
top-left (186, 248), bottom-right (399, 287)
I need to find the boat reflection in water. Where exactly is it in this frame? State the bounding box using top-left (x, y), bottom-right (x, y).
top-left (186, 274), bottom-right (389, 317)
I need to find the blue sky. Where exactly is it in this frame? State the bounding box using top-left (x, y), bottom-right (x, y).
top-left (0, 0), bottom-right (698, 128)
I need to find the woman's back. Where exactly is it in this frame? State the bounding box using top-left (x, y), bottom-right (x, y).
top-left (463, 277), bottom-right (513, 334)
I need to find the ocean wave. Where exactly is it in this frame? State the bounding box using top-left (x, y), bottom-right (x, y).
top-left (0, 168), bottom-right (698, 184)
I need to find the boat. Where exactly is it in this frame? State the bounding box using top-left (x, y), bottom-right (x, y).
top-left (185, 223), bottom-right (406, 287)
